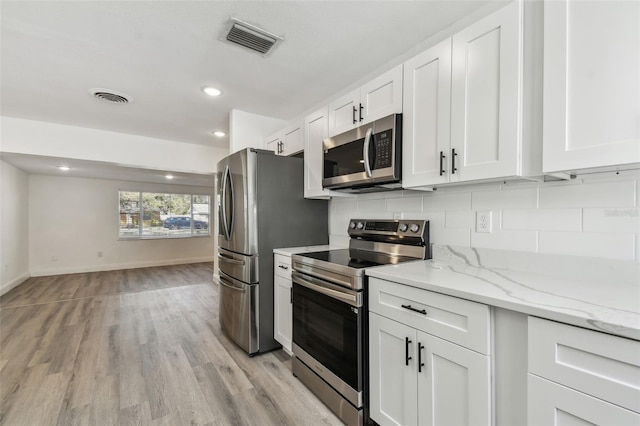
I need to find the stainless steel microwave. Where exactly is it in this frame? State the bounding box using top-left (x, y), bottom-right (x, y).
top-left (322, 113), bottom-right (402, 193)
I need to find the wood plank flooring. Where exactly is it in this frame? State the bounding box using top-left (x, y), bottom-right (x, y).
top-left (0, 263), bottom-right (341, 426)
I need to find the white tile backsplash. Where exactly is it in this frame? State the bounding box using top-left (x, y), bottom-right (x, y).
top-left (538, 231), bottom-right (635, 260)
top-left (472, 187), bottom-right (538, 209)
top-left (502, 208), bottom-right (582, 231)
top-left (328, 173), bottom-right (640, 262)
top-left (539, 180), bottom-right (635, 208)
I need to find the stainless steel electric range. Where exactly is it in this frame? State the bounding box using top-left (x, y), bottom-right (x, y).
top-left (291, 219), bottom-right (431, 426)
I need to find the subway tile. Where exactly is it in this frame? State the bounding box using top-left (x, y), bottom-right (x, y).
top-left (445, 210), bottom-right (473, 229)
top-left (432, 228), bottom-right (471, 247)
top-left (472, 187), bottom-right (538, 210)
top-left (583, 207), bottom-right (640, 233)
top-left (502, 209), bottom-right (582, 231)
top-left (470, 230), bottom-right (538, 252)
top-left (539, 180), bottom-right (635, 208)
top-left (538, 231), bottom-right (635, 260)
top-left (357, 198), bottom-right (386, 214)
top-left (424, 191), bottom-right (471, 211)
top-left (386, 196), bottom-right (423, 212)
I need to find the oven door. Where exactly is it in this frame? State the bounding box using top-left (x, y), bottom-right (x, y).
top-left (292, 271), bottom-right (364, 407)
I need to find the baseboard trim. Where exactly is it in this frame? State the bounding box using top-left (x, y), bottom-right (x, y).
top-left (30, 257), bottom-right (215, 277)
top-left (1, 272), bottom-right (31, 296)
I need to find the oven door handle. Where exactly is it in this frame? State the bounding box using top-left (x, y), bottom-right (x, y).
top-left (292, 271), bottom-right (360, 307)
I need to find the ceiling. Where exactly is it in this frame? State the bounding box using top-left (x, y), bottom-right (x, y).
top-left (0, 0), bottom-right (497, 184)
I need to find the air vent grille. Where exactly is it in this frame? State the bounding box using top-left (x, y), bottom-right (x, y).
top-left (90, 88), bottom-right (132, 104)
top-left (224, 18), bottom-right (282, 56)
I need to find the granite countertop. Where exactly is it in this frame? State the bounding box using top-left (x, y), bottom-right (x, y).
top-left (273, 245), bottom-right (336, 256)
top-left (366, 246), bottom-right (640, 341)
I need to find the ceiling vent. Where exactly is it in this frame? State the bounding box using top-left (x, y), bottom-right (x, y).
top-left (89, 88), bottom-right (132, 104)
top-left (222, 18), bottom-right (283, 56)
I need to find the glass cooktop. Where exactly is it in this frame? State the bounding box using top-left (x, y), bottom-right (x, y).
top-left (299, 249), bottom-right (417, 269)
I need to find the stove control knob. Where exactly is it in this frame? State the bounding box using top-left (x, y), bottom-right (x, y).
top-left (356, 222), bottom-right (365, 230)
top-left (410, 224), bottom-right (420, 233)
top-left (349, 221), bottom-right (356, 230)
top-left (399, 223), bottom-right (408, 232)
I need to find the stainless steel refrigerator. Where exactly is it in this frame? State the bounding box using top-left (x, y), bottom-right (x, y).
top-left (217, 148), bottom-right (328, 355)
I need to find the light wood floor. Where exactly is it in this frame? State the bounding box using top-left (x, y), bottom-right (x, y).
top-left (0, 263), bottom-right (341, 426)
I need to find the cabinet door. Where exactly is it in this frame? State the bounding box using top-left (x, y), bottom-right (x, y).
top-left (451, 1), bottom-right (521, 182)
top-left (402, 39), bottom-right (452, 189)
top-left (361, 64), bottom-right (403, 126)
top-left (369, 313), bottom-right (418, 426)
top-left (528, 374), bottom-right (640, 426)
top-left (328, 88), bottom-right (359, 137)
top-left (417, 332), bottom-right (491, 426)
top-left (304, 107), bottom-right (330, 199)
top-left (273, 273), bottom-right (292, 354)
top-left (543, 1), bottom-right (640, 173)
top-left (265, 132), bottom-right (282, 155)
top-left (282, 122), bottom-right (303, 156)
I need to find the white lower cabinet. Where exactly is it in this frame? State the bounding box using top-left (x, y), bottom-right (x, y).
top-left (528, 374), bottom-right (640, 426)
top-left (527, 317), bottom-right (640, 425)
top-left (273, 254), bottom-right (293, 354)
top-left (368, 278), bottom-right (491, 426)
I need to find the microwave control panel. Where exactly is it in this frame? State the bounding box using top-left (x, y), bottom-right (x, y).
top-left (374, 130), bottom-right (393, 168)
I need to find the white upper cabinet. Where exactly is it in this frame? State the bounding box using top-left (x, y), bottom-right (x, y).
top-left (328, 64), bottom-right (403, 137)
top-left (265, 120), bottom-right (304, 156)
top-left (402, 38), bottom-right (453, 188)
top-left (403, 1), bottom-right (539, 190)
top-left (303, 107), bottom-right (331, 199)
top-left (543, 1), bottom-right (640, 173)
top-left (450, 1), bottom-right (521, 182)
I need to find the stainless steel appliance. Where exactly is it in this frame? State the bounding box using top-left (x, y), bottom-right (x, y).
top-left (291, 219), bottom-right (430, 426)
top-left (322, 114), bottom-right (402, 193)
top-left (217, 148), bottom-right (328, 355)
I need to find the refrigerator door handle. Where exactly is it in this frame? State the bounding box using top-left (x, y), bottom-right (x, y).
top-left (221, 165), bottom-right (234, 241)
top-left (218, 253), bottom-right (245, 265)
top-left (219, 276), bottom-right (246, 293)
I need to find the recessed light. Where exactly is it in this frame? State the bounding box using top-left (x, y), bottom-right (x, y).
top-left (202, 86), bottom-right (222, 97)
top-left (213, 131), bottom-right (226, 137)
top-left (165, 174), bottom-right (174, 180)
top-left (57, 166), bottom-right (71, 171)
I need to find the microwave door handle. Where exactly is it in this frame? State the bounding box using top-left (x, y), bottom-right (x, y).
top-left (363, 127), bottom-right (374, 178)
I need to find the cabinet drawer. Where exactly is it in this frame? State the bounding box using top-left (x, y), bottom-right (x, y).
top-left (274, 254), bottom-right (292, 279)
top-left (368, 278), bottom-right (491, 355)
top-left (528, 316), bottom-right (640, 413)
top-left (528, 373), bottom-right (640, 425)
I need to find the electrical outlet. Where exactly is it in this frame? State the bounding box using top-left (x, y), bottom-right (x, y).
top-left (51, 255), bottom-right (58, 261)
top-left (476, 211), bottom-right (492, 233)
top-left (393, 212), bottom-right (404, 220)
top-left (97, 251), bottom-right (103, 258)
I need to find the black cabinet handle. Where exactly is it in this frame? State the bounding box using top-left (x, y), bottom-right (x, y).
top-left (278, 265), bottom-right (289, 270)
top-left (359, 103), bottom-right (364, 122)
top-left (401, 304), bottom-right (427, 315)
top-left (418, 342), bottom-right (425, 373)
top-left (352, 106), bottom-right (357, 124)
top-left (439, 151), bottom-right (445, 176)
top-left (290, 287), bottom-right (293, 304)
top-left (405, 337), bottom-right (412, 366)
top-left (451, 148), bottom-right (458, 174)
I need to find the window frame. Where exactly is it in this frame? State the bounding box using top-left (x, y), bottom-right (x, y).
top-left (118, 190), bottom-right (211, 240)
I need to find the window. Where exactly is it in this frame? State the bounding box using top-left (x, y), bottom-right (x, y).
top-left (119, 191), bottom-right (210, 238)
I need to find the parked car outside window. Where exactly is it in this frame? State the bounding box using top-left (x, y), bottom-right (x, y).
top-left (163, 216), bottom-right (208, 230)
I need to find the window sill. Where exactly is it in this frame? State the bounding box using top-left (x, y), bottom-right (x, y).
top-left (118, 234), bottom-right (212, 241)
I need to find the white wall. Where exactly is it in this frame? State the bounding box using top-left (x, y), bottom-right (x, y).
top-left (29, 174), bottom-right (215, 276)
top-left (229, 109), bottom-right (287, 154)
top-left (0, 116), bottom-right (228, 174)
top-left (330, 170), bottom-right (640, 262)
top-left (0, 160), bottom-right (30, 294)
